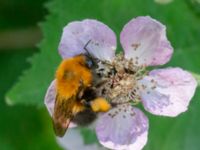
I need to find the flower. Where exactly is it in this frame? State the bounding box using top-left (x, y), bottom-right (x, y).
top-left (45, 16), bottom-right (197, 150)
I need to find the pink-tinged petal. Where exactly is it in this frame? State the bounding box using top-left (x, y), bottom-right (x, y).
top-left (57, 128), bottom-right (107, 150)
top-left (96, 104), bottom-right (149, 150)
top-left (59, 19), bottom-right (117, 62)
top-left (138, 67), bottom-right (197, 117)
top-left (44, 80), bottom-right (56, 116)
top-left (44, 80), bottom-right (77, 128)
top-left (120, 16), bottom-right (173, 66)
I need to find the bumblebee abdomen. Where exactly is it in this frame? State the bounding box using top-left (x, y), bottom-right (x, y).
top-left (72, 109), bottom-right (97, 126)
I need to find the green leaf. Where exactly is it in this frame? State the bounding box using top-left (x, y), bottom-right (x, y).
top-left (80, 127), bottom-right (98, 145)
top-left (0, 50), bottom-right (61, 150)
top-left (192, 72), bottom-right (200, 86)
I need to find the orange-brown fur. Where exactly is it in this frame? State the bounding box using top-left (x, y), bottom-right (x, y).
top-left (54, 55), bottom-right (92, 136)
top-left (56, 55), bottom-right (92, 100)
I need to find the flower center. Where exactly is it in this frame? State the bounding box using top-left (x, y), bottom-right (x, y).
top-left (95, 53), bottom-right (147, 105)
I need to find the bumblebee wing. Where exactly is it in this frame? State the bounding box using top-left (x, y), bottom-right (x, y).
top-left (44, 80), bottom-right (68, 136)
top-left (53, 95), bottom-right (75, 137)
top-left (52, 117), bottom-right (71, 137)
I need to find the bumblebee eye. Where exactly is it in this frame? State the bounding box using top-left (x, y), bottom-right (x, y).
top-left (86, 59), bottom-right (93, 68)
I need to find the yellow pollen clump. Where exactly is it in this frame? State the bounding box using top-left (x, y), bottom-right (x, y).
top-left (90, 98), bottom-right (111, 112)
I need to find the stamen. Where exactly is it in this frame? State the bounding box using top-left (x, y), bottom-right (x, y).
top-left (95, 52), bottom-right (147, 106)
top-left (131, 43), bottom-right (141, 50)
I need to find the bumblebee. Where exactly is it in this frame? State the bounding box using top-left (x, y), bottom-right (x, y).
top-left (53, 54), bottom-right (111, 137)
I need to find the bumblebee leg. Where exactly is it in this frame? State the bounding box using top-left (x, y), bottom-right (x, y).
top-left (80, 99), bottom-right (91, 107)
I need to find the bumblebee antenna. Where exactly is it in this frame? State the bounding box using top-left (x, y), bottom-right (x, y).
top-left (83, 39), bottom-right (92, 55)
top-left (83, 40), bottom-right (98, 66)
top-left (83, 39), bottom-right (112, 67)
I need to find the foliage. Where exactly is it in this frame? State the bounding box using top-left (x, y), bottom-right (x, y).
top-left (0, 50), bottom-right (61, 150)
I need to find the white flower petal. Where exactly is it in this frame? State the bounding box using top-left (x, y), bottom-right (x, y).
top-left (59, 19), bottom-right (117, 62)
top-left (139, 67), bottom-right (197, 117)
top-left (57, 128), bottom-right (107, 150)
top-left (96, 104), bottom-right (149, 150)
top-left (120, 16), bottom-right (173, 66)
top-left (44, 80), bottom-right (56, 116)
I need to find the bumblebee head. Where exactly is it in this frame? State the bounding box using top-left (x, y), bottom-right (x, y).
top-left (72, 54), bottom-right (96, 69)
top-left (85, 55), bottom-right (98, 68)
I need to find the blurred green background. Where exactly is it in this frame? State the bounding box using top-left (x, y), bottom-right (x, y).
top-left (1, 0), bottom-right (200, 150)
